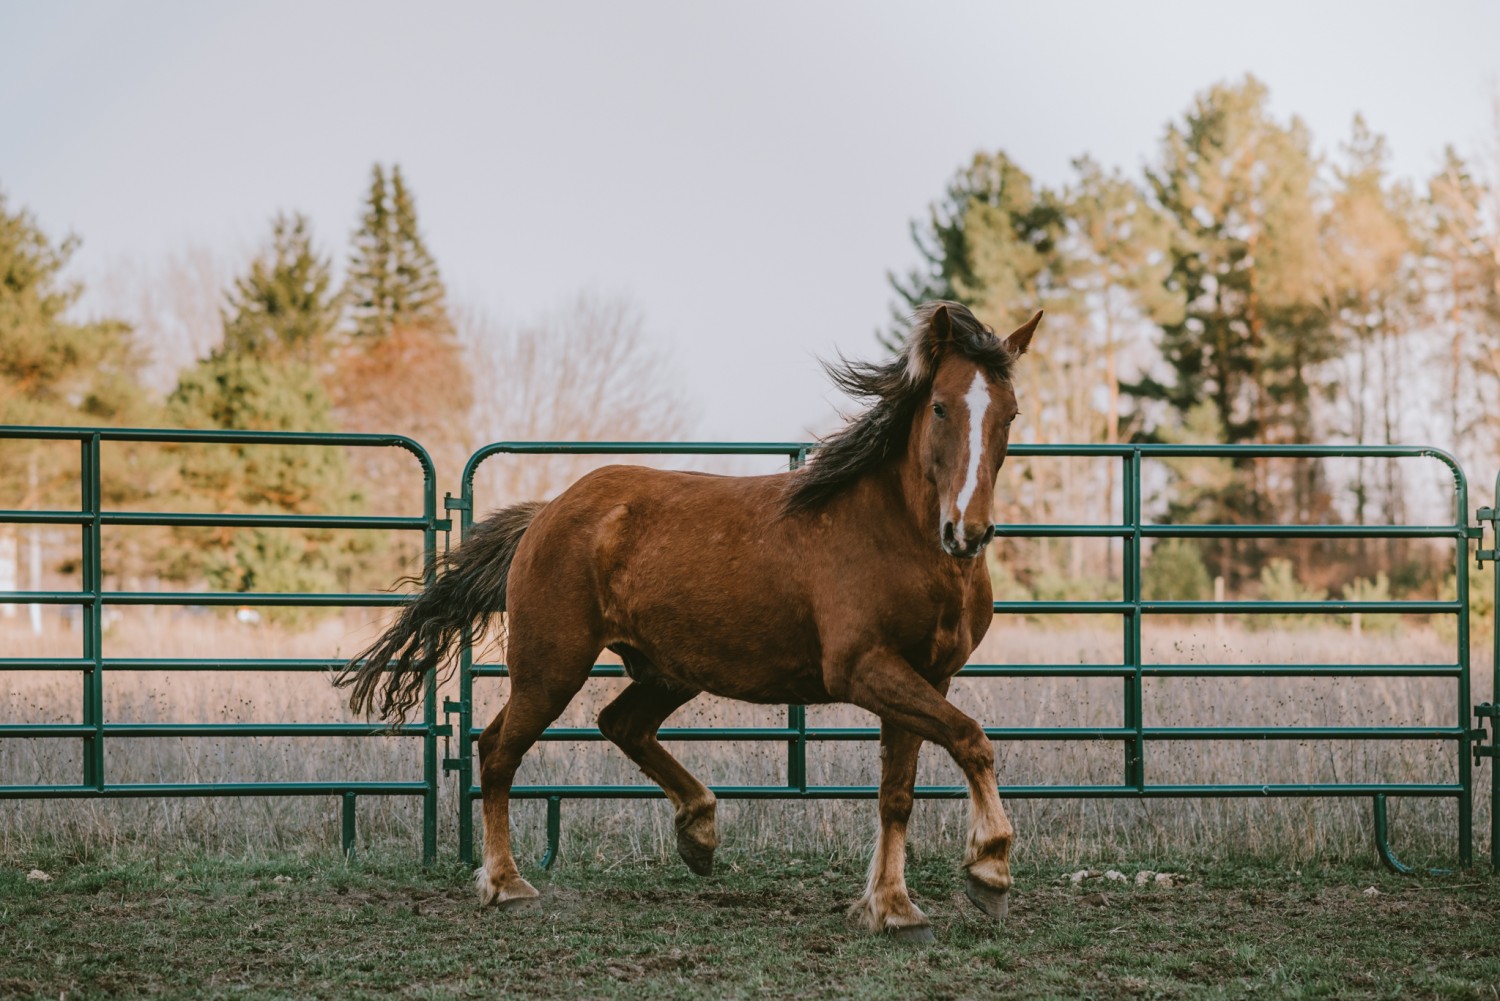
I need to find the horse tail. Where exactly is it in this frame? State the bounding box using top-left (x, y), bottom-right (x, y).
top-left (336, 500), bottom-right (547, 723)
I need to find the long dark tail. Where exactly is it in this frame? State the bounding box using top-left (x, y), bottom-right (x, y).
top-left (336, 500), bottom-right (547, 722)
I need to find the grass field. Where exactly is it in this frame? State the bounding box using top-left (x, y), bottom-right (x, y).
top-left (3, 844), bottom-right (1499, 1000)
top-left (3, 596), bottom-right (1499, 998)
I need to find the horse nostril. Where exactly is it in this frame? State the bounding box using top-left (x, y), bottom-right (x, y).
top-left (942, 521), bottom-right (957, 549)
top-left (981, 525), bottom-right (995, 546)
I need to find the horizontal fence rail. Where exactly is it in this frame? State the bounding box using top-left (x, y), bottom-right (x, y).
top-left (456, 441), bottom-right (1483, 871)
top-left (0, 426), bottom-right (446, 860)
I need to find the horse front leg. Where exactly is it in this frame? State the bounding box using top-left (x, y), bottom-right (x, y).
top-left (833, 650), bottom-right (1014, 923)
top-left (846, 720), bottom-right (933, 942)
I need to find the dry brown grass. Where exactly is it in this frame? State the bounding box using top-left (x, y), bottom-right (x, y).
top-left (1, 610), bottom-right (1492, 868)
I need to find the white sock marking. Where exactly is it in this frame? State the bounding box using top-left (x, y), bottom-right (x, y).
top-left (954, 372), bottom-right (991, 527)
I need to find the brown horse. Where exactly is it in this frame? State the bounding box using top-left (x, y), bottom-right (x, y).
top-left (339, 301), bottom-right (1041, 942)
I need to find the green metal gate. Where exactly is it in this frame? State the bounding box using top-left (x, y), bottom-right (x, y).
top-left (452, 441), bottom-right (1496, 872)
top-left (0, 426), bottom-right (447, 860)
top-left (2, 427), bottom-right (1496, 870)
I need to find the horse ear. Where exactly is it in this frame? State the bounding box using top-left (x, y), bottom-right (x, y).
top-left (930, 303), bottom-right (953, 344)
top-left (1004, 310), bottom-right (1043, 357)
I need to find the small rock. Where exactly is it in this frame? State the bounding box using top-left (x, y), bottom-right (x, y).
top-left (25, 869), bottom-right (52, 883)
top-left (1135, 870), bottom-right (1156, 886)
top-left (1104, 870), bottom-right (1127, 883)
top-left (1067, 869), bottom-right (1094, 886)
top-left (1154, 873), bottom-right (1176, 888)
top-left (1362, 886), bottom-right (1380, 897)
top-left (272, 875), bottom-right (293, 884)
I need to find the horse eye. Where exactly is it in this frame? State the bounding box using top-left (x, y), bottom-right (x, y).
top-left (932, 402), bottom-right (947, 419)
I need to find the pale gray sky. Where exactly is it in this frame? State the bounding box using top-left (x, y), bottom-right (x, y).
top-left (3, 0), bottom-right (1498, 441)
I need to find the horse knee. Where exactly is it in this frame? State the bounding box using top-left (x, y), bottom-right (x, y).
top-left (951, 725), bottom-right (995, 776)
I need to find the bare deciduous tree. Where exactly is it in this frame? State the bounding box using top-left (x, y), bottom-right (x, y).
top-left (459, 292), bottom-right (694, 509)
top-left (93, 245), bottom-right (238, 393)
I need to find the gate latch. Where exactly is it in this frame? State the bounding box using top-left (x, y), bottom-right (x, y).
top-left (1475, 704), bottom-right (1498, 765)
top-left (1477, 507), bottom-right (1497, 566)
top-left (442, 698), bottom-right (468, 774)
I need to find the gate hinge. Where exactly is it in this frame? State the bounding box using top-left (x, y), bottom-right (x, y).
top-left (441, 698), bottom-right (470, 774)
top-left (1478, 508), bottom-right (1497, 566)
top-left (444, 494), bottom-right (471, 513)
top-left (1474, 704), bottom-right (1498, 764)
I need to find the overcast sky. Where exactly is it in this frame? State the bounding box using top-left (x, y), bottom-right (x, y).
top-left (3, 0), bottom-right (1499, 441)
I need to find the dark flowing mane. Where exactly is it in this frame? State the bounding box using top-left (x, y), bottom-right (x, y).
top-left (782, 301), bottom-right (1017, 515)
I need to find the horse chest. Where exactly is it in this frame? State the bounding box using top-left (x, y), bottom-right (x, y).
top-left (891, 578), bottom-right (982, 680)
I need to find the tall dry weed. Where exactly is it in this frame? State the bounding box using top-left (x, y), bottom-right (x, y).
top-left (1, 611), bottom-right (1492, 867)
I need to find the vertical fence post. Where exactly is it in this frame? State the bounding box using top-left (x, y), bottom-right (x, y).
top-left (421, 460), bottom-right (440, 864)
top-left (456, 472), bottom-right (478, 866)
top-left (1491, 473), bottom-right (1499, 872)
top-left (81, 434), bottom-right (104, 792)
top-left (787, 446), bottom-right (809, 795)
top-left (1455, 466), bottom-right (1473, 868)
top-left (1123, 450), bottom-right (1144, 791)
top-left (342, 792), bottom-right (357, 859)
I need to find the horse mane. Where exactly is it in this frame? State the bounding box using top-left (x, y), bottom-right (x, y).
top-left (782, 301), bottom-right (1017, 515)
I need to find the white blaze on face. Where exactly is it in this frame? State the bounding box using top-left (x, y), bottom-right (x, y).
top-left (953, 371), bottom-right (991, 526)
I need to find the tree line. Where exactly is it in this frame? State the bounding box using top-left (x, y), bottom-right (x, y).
top-left (889, 75), bottom-right (1499, 602)
top-left (0, 164), bottom-right (471, 602)
top-left (3, 74), bottom-right (1498, 614)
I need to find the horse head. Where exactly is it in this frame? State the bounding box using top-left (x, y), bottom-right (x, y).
top-left (910, 303), bottom-right (1041, 559)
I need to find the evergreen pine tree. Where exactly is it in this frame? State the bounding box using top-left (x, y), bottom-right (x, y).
top-left (222, 213), bottom-right (340, 364)
top-left (1126, 77), bottom-right (1333, 570)
top-left (0, 192), bottom-right (168, 585)
top-left (335, 163), bottom-right (472, 495)
top-left (0, 191), bottom-right (153, 431)
top-left (388, 165), bottom-right (448, 332)
top-left (167, 216), bottom-right (364, 604)
top-left (347, 165), bottom-right (393, 341)
top-left (885, 151), bottom-right (1064, 345)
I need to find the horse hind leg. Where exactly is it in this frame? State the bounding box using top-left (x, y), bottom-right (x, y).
top-left (475, 636), bottom-right (596, 909)
top-left (597, 677), bottom-right (717, 876)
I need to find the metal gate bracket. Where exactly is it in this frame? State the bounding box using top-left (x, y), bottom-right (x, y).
top-left (442, 698), bottom-right (468, 774)
top-left (1477, 507), bottom-right (1497, 565)
top-left (1475, 705), bottom-right (1498, 765)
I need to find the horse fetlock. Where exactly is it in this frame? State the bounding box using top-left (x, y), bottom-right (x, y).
top-left (964, 854), bottom-right (1012, 890)
top-left (962, 826), bottom-right (1013, 868)
top-left (474, 865), bottom-right (540, 910)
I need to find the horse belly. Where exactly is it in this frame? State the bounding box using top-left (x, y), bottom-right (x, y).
top-left (602, 547), bottom-right (827, 704)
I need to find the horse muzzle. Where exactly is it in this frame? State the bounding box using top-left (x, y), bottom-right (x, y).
top-left (941, 521), bottom-right (994, 560)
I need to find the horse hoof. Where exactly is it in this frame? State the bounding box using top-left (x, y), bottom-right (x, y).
top-left (476, 867), bottom-right (540, 910)
top-left (887, 923), bottom-right (935, 945)
top-left (965, 874), bottom-right (1010, 920)
top-left (495, 894), bottom-right (541, 912)
top-left (677, 833), bottom-right (715, 877)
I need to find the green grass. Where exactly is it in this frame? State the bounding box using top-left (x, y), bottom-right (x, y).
top-left (3, 844), bottom-right (1498, 1000)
